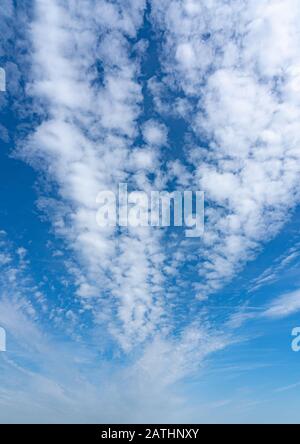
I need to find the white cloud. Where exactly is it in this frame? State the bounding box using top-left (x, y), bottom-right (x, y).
top-left (263, 290), bottom-right (300, 319)
top-left (228, 287), bottom-right (300, 329)
top-left (0, 235), bottom-right (231, 423)
top-left (152, 0), bottom-right (300, 297)
top-left (142, 119), bottom-right (168, 146)
top-left (16, 0), bottom-right (172, 350)
top-left (176, 43), bottom-right (196, 68)
top-left (2, 0), bottom-right (292, 421)
top-left (249, 242), bottom-right (300, 292)
top-left (0, 321), bottom-right (230, 423)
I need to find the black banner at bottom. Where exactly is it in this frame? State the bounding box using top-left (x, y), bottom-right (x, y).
top-left (0, 423), bottom-right (288, 440)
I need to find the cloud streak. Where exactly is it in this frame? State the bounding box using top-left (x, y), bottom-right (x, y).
top-left (0, 232), bottom-right (230, 423)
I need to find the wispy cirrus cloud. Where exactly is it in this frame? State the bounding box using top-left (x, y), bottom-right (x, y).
top-left (0, 232), bottom-right (230, 424)
top-left (228, 288), bottom-right (300, 329)
top-left (249, 242), bottom-right (300, 293)
top-left (263, 289), bottom-right (300, 319)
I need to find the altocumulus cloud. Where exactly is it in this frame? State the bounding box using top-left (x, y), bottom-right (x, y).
top-left (151, 0), bottom-right (300, 297)
top-left (21, 0), bottom-right (169, 350)
top-left (0, 0), bottom-right (230, 422)
top-left (1, 0), bottom-right (300, 423)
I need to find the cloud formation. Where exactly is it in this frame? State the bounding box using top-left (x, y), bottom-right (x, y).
top-left (2, 0), bottom-right (300, 424)
top-left (152, 0), bottom-right (300, 298)
top-left (19, 0), bottom-right (173, 350)
top-left (0, 232), bottom-right (230, 423)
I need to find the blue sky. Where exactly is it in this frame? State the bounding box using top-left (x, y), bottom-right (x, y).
top-left (1, 0), bottom-right (300, 424)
